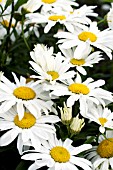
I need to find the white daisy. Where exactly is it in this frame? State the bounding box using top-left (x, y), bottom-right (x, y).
top-left (72, 4), bottom-right (98, 18)
top-left (86, 130), bottom-right (113, 170)
top-left (86, 102), bottom-right (113, 133)
top-left (55, 21), bottom-right (113, 59)
top-left (29, 44), bottom-right (76, 84)
top-left (59, 44), bottom-right (103, 75)
top-left (22, 134), bottom-right (92, 170)
top-left (0, 107), bottom-right (60, 155)
top-left (25, 8), bottom-right (89, 33)
top-left (68, 5), bottom-right (98, 30)
top-left (21, 0), bottom-right (78, 13)
top-left (43, 73), bottom-right (113, 117)
top-left (0, 72), bottom-right (54, 120)
top-left (107, 3), bottom-right (113, 29)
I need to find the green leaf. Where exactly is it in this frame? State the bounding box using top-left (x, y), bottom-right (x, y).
top-left (14, 0), bottom-right (28, 11)
top-left (5, 0), bottom-right (13, 9)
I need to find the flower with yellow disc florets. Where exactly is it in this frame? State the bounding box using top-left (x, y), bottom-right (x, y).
top-left (22, 134), bottom-right (92, 170)
top-left (55, 21), bottom-right (113, 59)
top-left (44, 73), bottom-right (113, 117)
top-left (86, 130), bottom-right (113, 170)
top-left (0, 72), bottom-right (54, 120)
top-left (0, 107), bottom-right (60, 155)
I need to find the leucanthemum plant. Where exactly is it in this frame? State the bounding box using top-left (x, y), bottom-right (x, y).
top-left (1, 0), bottom-right (113, 170)
top-left (0, 72), bottom-right (55, 120)
top-left (21, 0), bottom-right (79, 13)
top-left (59, 44), bottom-right (103, 75)
top-left (29, 43), bottom-right (76, 84)
top-left (86, 102), bottom-right (113, 133)
top-left (55, 21), bottom-right (113, 59)
top-left (86, 130), bottom-right (113, 170)
top-left (0, 106), bottom-right (60, 155)
top-left (43, 73), bottom-right (113, 116)
top-left (22, 134), bottom-right (92, 170)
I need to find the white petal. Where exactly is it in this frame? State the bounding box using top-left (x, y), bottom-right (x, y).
top-left (22, 129), bottom-right (30, 142)
top-left (99, 126), bottom-right (105, 133)
top-left (12, 72), bottom-right (20, 86)
top-left (75, 73), bottom-right (82, 83)
top-left (63, 138), bottom-right (73, 148)
top-left (71, 144), bottom-right (92, 155)
top-left (17, 134), bottom-right (23, 155)
top-left (109, 158), bottom-right (113, 169)
top-left (28, 163), bottom-right (41, 170)
top-left (0, 129), bottom-right (18, 146)
top-left (0, 100), bottom-right (16, 113)
top-left (0, 121), bottom-right (14, 130)
top-left (36, 115), bottom-right (60, 124)
top-left (67, 95), bottom-right (79, 107)
top-left (22, 153), bottom-right (42, 161)
top-left (93, 158), bottom-right (106, 168)
top-left (17, 102), bottom-right (25, 120)
top-left (70, 157), bottom-right (92, 170)
top-left (77, 66), bottom-right (87, 75)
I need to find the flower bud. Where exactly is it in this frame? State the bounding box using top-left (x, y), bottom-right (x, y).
top-left (59, 102), bottom-right (72, 125)
top-left (70, 114), bottom-right (85, 134)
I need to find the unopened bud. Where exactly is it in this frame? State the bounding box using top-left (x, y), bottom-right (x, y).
top-left (70, 114), bottom-right (85, 134)
top-left (59, 102), bottom-right (72, 125)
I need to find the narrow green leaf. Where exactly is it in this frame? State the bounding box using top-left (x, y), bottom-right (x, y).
top-left (5, 0), bottom-right (13, 9)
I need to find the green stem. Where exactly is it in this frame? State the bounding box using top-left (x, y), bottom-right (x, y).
top-left (21, 16), bottom-right (30, 51)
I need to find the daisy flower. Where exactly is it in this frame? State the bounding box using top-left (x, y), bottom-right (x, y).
top-left (86, 102), bottom-right (113, 133)
top-left (22, 134), bottom-right (92, 170)
top-left (29, 44), bottom-right (76, 84)
top-left (107, 3), bottom-right (113, 29)
top-left (43, 73), bottom-right (113, 117)
top-left (0, 72), bottom-right (54, 120)
top-left (0, 107), bottom-right (60, 155)
top-left (86, 130), bottom-right (113, 170)
top-left (25, 8), bottom-right (89, 33)
top-left (68, 5), bottom-right (98, 29)
top-left (59, 44), bottom-right (103, 75)
top-left (21, 0), bottom-right (78, 13)
top-left (72, 4), bottom-right (98, 18)
top-left (54, 21), bottom-right (113, 59)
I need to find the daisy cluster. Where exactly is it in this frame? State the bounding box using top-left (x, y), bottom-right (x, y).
top-left (1, 0), bottom-right (113, 170)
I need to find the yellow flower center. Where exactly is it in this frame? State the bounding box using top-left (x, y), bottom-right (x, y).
top-left (1, 20), bottom-right (14, 27)
top-left (50, 146), bottom-right (70, 163)
top-left (47, 71), bottom-right (59, 80)
top-left (97, 138), bottom-right (113, 158)
top-left (42, 0), bottom-right (56, 3)
top-left (48, 15), bottom-right (66, 21)
top-left (14, 112), bottom-right (36, 129)
top-left (68, 83), bottom-right (90, 95)
top-left (13, 86), bottom-right (36, 100)
top-left (70, 58), bottom-right (85, 66)
top-left (98, 118), bottom-right (108, 126)
top-left (78, 31), bottom-right (97, 42)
